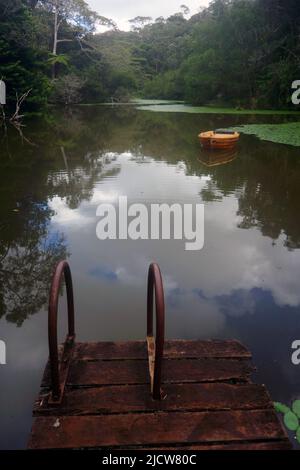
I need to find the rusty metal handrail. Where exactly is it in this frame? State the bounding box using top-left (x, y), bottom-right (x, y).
top-left (147, 263), bottom-right (165, 400)
top-left (48, 260), bottom-right (75, 402)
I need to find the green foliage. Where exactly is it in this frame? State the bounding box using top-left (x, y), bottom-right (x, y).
top-left (79, 65), bottom-right (107, 103)
top-left (1, 0), bottom-right (300, 110)
top-left (0, 0), bottom-right (118, 109)
top-left (274, 400), bottom-right (300, 443)
top-left (292, 400), bottom-right (300, 418)
top-left (274, 402), bottom-right (292, 414)
top-left (47, 54), bottom-right (70, 67)
top-left (133, 0), bottom-right (300, 109)
top-left (284, 411), bottom-right (299, 431)
top-left (50, 74), bottom-right (85, 104)
top-left (144, 71), bottom-right (183, 100)
top-left (0, 1), bottom-right (51, 109)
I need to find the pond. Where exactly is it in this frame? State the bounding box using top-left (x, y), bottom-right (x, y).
top-left (1, 103), bottom-right (300, 448)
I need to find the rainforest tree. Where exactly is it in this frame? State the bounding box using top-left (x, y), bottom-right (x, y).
top-left (1, 0), bottom-right (299, 109)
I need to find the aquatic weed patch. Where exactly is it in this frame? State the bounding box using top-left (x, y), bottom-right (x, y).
top-left (274, 400), bottom-right (300, 443)
top-left (136, 103), bottom-right (300, 116)
top-left (233, 122), bottom-right (300, 147)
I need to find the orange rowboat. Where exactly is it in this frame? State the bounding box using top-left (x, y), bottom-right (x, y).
top-left (199, 130), bottom-right (240, 150)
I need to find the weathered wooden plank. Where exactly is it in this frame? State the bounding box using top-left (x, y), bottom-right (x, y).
top-left (73, 340), bottom-right (251, 361)
top-left (61, 359), bottom-right (253, 387)
top-left (33, 382), bottom-right (272, 416)
top-left (164, 340), bottom-right (251, 359)
top-left (28, 409), bottom-right (287, 449)
top-left (74, 341), bottom-right (147, 361)
top-left (126, 441), bottom-right (292, 450)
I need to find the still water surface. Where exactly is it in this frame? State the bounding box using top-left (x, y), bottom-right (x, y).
top-left (1, 104), bottom-right (300, 448)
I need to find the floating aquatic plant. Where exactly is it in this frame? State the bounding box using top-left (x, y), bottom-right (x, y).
top-left (233, 122), bottom-right (300, 147)
top-left (135, 101), bottom-right (300, 116)
top-left (274, 400), bottom-right (300, 442)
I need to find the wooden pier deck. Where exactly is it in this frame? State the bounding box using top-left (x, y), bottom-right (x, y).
top-left (28, 262), bottom-right (291, 450)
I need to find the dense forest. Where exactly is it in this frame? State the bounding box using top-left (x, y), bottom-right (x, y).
top-left (1, 0), bottom-right (300, 112)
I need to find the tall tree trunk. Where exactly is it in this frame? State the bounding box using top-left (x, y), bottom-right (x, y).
top-left (52, 1), bottom-right (59, 79)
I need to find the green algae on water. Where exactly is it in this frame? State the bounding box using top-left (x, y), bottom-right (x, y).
top-left (233, 122), bottom-right (300, 147)
top-left (136, 103), bottom-right (300, 116)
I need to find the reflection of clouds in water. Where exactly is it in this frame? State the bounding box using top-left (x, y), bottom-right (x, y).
top-left (169, 282), bottom-right (299, 322)
top-left (91, 190), bottom-right (120, 204)
top-left (205, 195), bottom-right (241, 232)
top-left (48, 150), bottom-right (300, 316)
top-left (49, 196), bottom-right (92, 225)
top-left (166, 288), bottom-right (226, 339)
top-left (88, 263), bottom-right (181, 292)
top-left (89, 265), bottom-right (118, 282)
top-left (235, 238), bottom-right (300, 308)
top-left (216, 289), bottom-right (257, 317)
top-left (115, 267), bottom-right (143, 286)
top-left (197, 196), bottom-right (300, 308)
top-left (88, 264), bottom-right (144, 286)
top-left (163, 275), bottom-right (178, 293)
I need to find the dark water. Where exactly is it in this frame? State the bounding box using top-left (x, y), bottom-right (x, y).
top-left (1, 105), bottom-right (300, 449)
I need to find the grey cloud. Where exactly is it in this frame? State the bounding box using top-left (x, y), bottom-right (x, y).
top-left (87, 0), bottom-right (210, 30)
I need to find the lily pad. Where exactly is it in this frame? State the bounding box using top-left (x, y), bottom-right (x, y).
top-left (232, 122), bottom-right (300, 147)
top-left (292, 400), bottom-right (300, 418)
top-left (296, 427), bottom-right (300, 444)
top-left (274, 402), bottom-right (291, 414)
top-left (284, 411), bottom-right (299, 431)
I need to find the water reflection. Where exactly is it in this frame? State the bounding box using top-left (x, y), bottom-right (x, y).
top-left (0, 106), bottom-right (300, 448)
top-left (198, 148), bottom-right (238, 167)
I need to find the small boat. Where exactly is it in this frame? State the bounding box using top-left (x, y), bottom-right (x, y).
top-left (199, 129), bottom-right (240, 150)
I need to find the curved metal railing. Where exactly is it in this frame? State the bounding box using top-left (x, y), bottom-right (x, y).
top-left (47, 260), bottom-right (165, 402)
top-left (48, 260), bottom-right (75, 402)
top-left (147, 263), bottom-right (165, 400)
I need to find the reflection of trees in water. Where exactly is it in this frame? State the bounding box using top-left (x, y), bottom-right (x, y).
top-left (14, 108), bottom-right (300, 250)
top-left (98, 109), bottom-right (300, 250)
top-left (194, 139), bottom-right (300, 250)
top-left (46, 148), bottom-right (120, 209)
top-left (0, 110), bottom-right (123, 325)
top-left (1, 107), bottom-right (300, 326)
top-left (236, 160), bottom-right (300, 250)
top-left (0, 202), bottom-right (67, 326)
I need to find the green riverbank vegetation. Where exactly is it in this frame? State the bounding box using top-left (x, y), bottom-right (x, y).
top-left (233, 122), bottom-right (300, 147)
top-left (1, 1), bottom-right (300, 113)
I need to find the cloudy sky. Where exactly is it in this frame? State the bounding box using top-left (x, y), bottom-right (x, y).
top-left (87, 0), bottom-right (210, 31)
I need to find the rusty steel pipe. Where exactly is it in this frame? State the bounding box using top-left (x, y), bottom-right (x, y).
top-left (48, 260), bottom-right (75, 400)
top-left (147, 263), bottom-right (165, 400)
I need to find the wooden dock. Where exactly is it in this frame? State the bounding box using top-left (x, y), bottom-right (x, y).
top-left (28, 262), bottom-right (291, 450)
